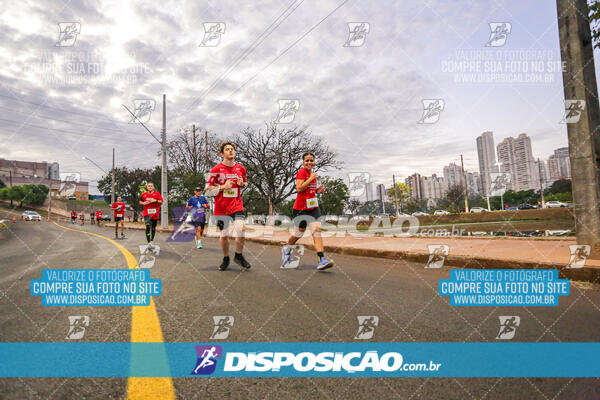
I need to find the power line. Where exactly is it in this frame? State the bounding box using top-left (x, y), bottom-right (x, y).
top-left (0, 118), bottom-right (154, 144)
top-left (0, 104), bottom-right (150, 137)
top-left (193, 0), bottom-right (350, 126)
top-left (178, 0), bottom-right (305, 118)
top-left (0, 92), bottom-right (142, 127)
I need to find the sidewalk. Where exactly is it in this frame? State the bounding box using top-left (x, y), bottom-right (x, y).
top-left (101, 221), bottom-right (600, 281)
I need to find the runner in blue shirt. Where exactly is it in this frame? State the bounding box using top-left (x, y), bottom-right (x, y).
top-left (187, 187), bottom-right (210, 249)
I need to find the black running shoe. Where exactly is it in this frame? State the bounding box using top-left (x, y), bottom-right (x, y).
top-left (234, 254), bottom-right (251, 270)
top-left (219, 257), bottom-right (230, 271)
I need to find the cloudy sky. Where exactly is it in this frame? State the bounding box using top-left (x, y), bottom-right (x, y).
top-left (0, 0), bottom-right (591, 193)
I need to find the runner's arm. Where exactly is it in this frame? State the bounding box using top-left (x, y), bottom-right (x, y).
top-left (296, 177), bottom-right (315, 192)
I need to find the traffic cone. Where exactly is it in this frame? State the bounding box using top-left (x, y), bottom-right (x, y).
top-left (47, 217), bottom-right (50, 222)
top-left (12, 216), bottom-right (16, 223)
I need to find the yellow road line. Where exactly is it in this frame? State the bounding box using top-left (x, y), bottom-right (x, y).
top-left (52, 222), bottom-right (176, 400)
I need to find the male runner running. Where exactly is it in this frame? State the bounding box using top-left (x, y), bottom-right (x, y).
top-left (70, 210), bottom-right (77, 224)
top-left (186, 187), bottom-right (209, 249)
top-left (281, 152), bottom-right (334, 270)
top-left (139, 182), bottom-right (163, 247)
top-left (206, 142), bottom-right (251, 271)
top-left (90, 211), bottom-right (95, 224)
top-left (79, 212), bottom-right (84, 225)
top-left (111, 196), bottom-right (126, 239)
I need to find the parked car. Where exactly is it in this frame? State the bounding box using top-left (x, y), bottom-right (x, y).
top-left (66, 194), bottom-right (77, 200)
top-left (433, 210), bottom-right (451, 215)
top-left (22, 211), bottom-right (42, 221)
top-left (470, 207), bottom-right (488, 213)
top-left (544, 201), bottom-right (568, 208)
top-left (517, 203), bottom-right (536, 210)
top-left (506, 206), bottom-right (518, 211)
top-left (99, 215), bottom-right (112, 222)
top-left (412, 211), bottom-right (428, 217)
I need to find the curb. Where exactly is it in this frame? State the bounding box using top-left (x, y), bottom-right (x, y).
top-left (103, 222), bottom-right (599, 283)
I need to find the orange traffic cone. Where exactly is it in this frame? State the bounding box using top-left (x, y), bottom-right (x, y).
top-left (12, 216), bottom-right (16, 223)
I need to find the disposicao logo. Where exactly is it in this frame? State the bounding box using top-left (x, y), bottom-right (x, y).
top-left (223, 351), bottom-right (404, 373)
top-left (191, 345), bottom-right (222, 375)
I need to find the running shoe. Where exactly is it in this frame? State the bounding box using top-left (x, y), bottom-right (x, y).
top-left (218, 257), bottom-right (230, 271)
top-left (196, 240), bottom-right (203, 249)
top-left (234, 254), bottom-right (251, 270)
top-left (317, 257), bottom-right (335, 271)
top-left (281, 246), bottom-right (292, 268)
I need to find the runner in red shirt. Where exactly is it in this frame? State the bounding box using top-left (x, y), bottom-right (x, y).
top-left (139, 182), bottom-right (163, 247)
top-left (206, 142), bottom-right (251, 271)
top-left (70, 210), bottom-right (77, 224)
top-left (281, 152), bottom-right (334, 271)
top-left (95, 210), bottom-right (103, 226)
top-left (111, 196), bottom-right (126, 239)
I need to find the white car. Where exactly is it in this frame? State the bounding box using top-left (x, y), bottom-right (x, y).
top-left (433, 210), bottom-right (451, 215)
top-left (412, 211), bottom-right (428, 217)
top-left (22, 211), bottom-right (42, 221)
top-left (470, 207), bottom-right (488, 213)
top-left (544, 201), bottom-right (568, 208)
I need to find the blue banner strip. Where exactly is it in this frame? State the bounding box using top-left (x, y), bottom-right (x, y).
top-left (0, 342), bottom-right (598, 377)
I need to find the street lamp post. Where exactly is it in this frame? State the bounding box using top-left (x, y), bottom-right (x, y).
top-left (83, 156), bottom-right (113, 203)
top-left (122, 94), bottom-right (169, 229)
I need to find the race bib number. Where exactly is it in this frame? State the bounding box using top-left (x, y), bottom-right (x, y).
top-left (116, 213), bottom-right (123, 217)
top-left (223, 188), bottom-right (238, 198)
top-left (306, 197), bottom-right (318, 208)
top-left (147, 208), bottom-right (157, 215)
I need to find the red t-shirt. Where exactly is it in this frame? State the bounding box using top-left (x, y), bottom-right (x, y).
top-left (207, 162), bottom-right (246, 215)
top-left (112, 202), bottom-right (126, 218)
top-left (141, 191), bottom-right (163, 219)
top-left (95, 211), bottom-right (102, 219)
top-left (293, 168), bottom-right (318, 210)
top-left (71, 211), bottom-right (77, 218)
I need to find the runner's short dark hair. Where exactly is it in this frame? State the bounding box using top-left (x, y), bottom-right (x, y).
top-left (219, 142), bottom-right (236, 153)
top-left (302, 152), bottom-right (315, 160)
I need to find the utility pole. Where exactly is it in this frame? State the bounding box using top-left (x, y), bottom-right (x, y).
top-left (557, 0), bottom-right (600, 257)
top-left (161, 94), bottom-right (168, 229)
top-left (537, 158), bottom-right (545, 208)
top-left (460, 155), bottom-right (469, 213)
top-left (392, 174), bottom-right (399, 217)
top-left (111, 148), bottom-right (115, 204)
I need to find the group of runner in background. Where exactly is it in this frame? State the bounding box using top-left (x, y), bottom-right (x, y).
top-left (69, 141), bottom-right (335, 271)
top-left (69, 209), bottom-right (106, 227)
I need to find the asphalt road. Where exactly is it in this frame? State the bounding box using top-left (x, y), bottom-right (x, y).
top-left (1, 213), bottom-right (600, 400)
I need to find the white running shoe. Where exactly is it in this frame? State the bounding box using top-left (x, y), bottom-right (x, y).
top-left (281, 245), bottom-right (292, 268)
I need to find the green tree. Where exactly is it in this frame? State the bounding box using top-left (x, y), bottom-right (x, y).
top-left (387, 183), bottom-right (411, 213)
top-left (442, 185), bottom-right (465, 213)
top-left (403, 198), bottom-right (428, 214)
top-left (548, 179), bottom-right (572, 195)
top-left (0, 178), bottom-right (5, 189)
top-left (98, 167), bottom-right (156, 221)
top-left (358, 200), bottom-right (380, 216)
top-left (277, 198), bottom-right (296, 216)
top-left (6, 185), bottom-right (25, 207)
top-left (346, 198), bottom-right (362, 215)
top-left (318, 177), bottom-right (349, 215)
top-left (242, 186), bottom-right (270, 215)
top-left (21, 184), bottom-right (48, 205)
top-left (591, 0), bottom-right (600, 48)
